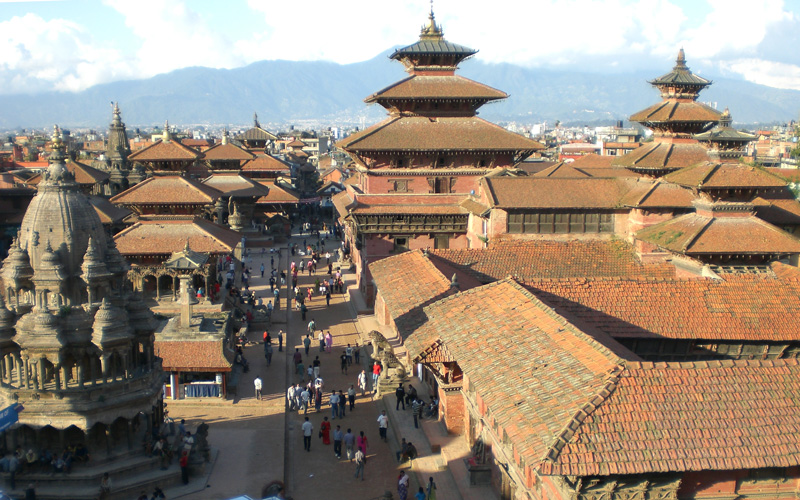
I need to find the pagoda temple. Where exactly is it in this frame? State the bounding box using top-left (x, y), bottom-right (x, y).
top-left (334, 9), bottom-right (543, 297)
top-left (613, 50), bottom-right (721, 176)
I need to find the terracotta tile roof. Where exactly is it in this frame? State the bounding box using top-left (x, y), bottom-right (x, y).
top-left (241, 154), bottom-right (292, 172)
top-left (365, 75), bottom-right (507, 102)
top-left (255, 181), bottom-right (300, 204)
top-left (339, 193), bottom-right (468, 216)
top-left (87, 195), bottom-right (132, 224)
top-left (611, 140), bottom-right (709, 171)
top-left (483, 177), bottom-right (635, 209)
top-left (201, 174), bottom-right (270, 197)
top-left (332, 190), bottom-right (355, 218)
top-left (542, 358), bottom-right (800, 476)
top-left (180, 139), bottom-right (211, 148)
top-left (663, 161), bottom-right (787, 189)
top-left (459, 198), bottom-right (490, 216)
top-left (286, 139), bottom-right (306, 148)
top-left (570, 154), bottom-right (615, 168)
top-left (336, 116), bottom-right (544, 153)
top-left (752, 194), bottom-right (800, 225)
top-left (636, 206), bottom-right (800, 255)
top-left (110, 175), bottom-right (222, 205)
top-left (202, 142), bottom-right (255, 161)
top-left (431, 239), bottom-right (675, 284)
top-left (526, 270), bottom-right (800, 341)
top-left (532, 162), bottom-right (592, 178)
top-left (155, 339), bottom-right (232, 372)
top-left (630, 100), bottom-right (721, 124)
top-left (113, 217), bottom-right (240, 256)
top-left (26, 159), bottom-right (109, 186)
top-left (128, 139), bottom-right (202, 161)
top-left (370, 250), bottom-right (454, 339)
top-left (407, 279), bottom-right (632, 473)
top-left (516, 161), bottom-right (558, 175)
top-left (765, 168), bottom-right (800, 183)
top-left (619, 180), bottom-right (698, 208)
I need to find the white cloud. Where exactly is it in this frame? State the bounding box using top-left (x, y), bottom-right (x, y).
top-left (103, 0), bottom-right (244, 76)
top-left (0, 13), bottom-right (132, 93)
top-left (0, 0), bottom-right (798, 94)
top-left (719, 58), bottom-right (800, 90)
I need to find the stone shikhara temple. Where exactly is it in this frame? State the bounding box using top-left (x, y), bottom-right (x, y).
top-left (0, 127), bottom-right (166, 491)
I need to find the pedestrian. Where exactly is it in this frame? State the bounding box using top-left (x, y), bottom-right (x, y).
top-left (264, 342), bottom-right (273, 367)
top-left (313, 356), bottom-right (321, 379)
top-left (398, 470), bottom-right (410, 500)
top-left (308, 318), bottom-right (316, 336)
top-left (325, 288), bottom-right (331, 306)
top-left (99, 472), bottom-right (112, 499)
top-left (254, 376), bottom-right (262, 400)
top-left (338, 389), bottom-right (347, 417)
top-left (356, 430), bottom-right (368, 456)
top-left (180, 451), bottom-right (189, 484)
top-left (303, 335), bottom-right (311, 356)
top-left (277, 330), bottom-right (284, 351)
top-left (346, 344), bottom-right (353, 365)
top-left (293, 348), bottom-right (302, 366)
top-left (260, 262), bottom-right (265, 277)
top-left (301, 387), bottom-right (311, 414)
top-left (318, 330), bottom-right (325, 352)
top-left (24, 483), bottom-right (36, 500)
top-left (320, 416), bottom-right (331, 445)
top-left (413, 398), bottom-right (424, 428)
top-left (415, 486), bottom-right (426, 500)
top-left (340, 351), bottom-right (348, 374)
top-left (302, 417), bottom-right (313, 452)
top-left (287, 385), bottom-right (296, 411)
top-left (325, 331), bottom-right (333, 353)
top-left (395, 383), bottom-right (405, 410)
top-left (301, 302), bottom-right (307, 320)
top-left (348, 384), bottom-right (356, 410)
top-left (330, 391), bottom-right (340, 419)
top-left (297, 360), bottom-right (305, 379)
top-left (372, 361), bottom-right (382, 392)
top-left (427, 477), bottom-right (437, 500)
top-left (354, 342), bottom-right (360, 364)
top-left (406, 384), bottom-right (418, 407)
top-left (315, 386), bottom-right (322, 412)
top-left (377, 410), bottom-right (389, 442)
top-left (344, 428), bottom-right (356, 460)
top-left (354, 447), bottom-right (366, 481)
top-left (357, 370), bottom-right (367, 396)
top-left (333, 425), bottom-right (343, 459)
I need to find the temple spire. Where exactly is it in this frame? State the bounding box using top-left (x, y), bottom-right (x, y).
top-left (163, 120), bottom-right (171, 142)
top-left (420, 1), bottom-right (443, 39)
top-left (254, 112), bottom-right (260, 128)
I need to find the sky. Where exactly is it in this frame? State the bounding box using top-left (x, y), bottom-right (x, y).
top-left (1, 0), bottom-right (799, 95)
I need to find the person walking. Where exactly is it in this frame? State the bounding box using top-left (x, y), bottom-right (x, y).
top-left (354, 447), bottom-right (366, 481)
top-left (318, 329), bottom-right (325, 353)
top-left (357, 370), bottom-right (367, 397)
top-left (413, 398), bottom-right (424, 428)
top-left (415, 487), bottom-right (426, 500)
top-left (333, 425), bottom-right (343, 459)
top-left (302, 417), bottom-right (313, 452)
top-left (325, 331), bottom-right (333, 353)
top-left (340, 351), bottom-right (348, 375)
top-left (398, 470), bottom-right (410, 500)
top-left (344, 428), bottom-right (356, 460)
top-left (372, 361), bottom-right (382, 392)
top-left (426, 477), bottom-right (437, 500)
top-left (348, 384), bottom-right (356, 411)
top-left (254, 376), bottom-right (262, 400)
top-left (320, 417), bottom-right (331, 445)
top-left (264, 342), bottom-right (273, 367)
top-left (260, 262), bottom-right (265, 278)
top-left (303, 335), bottom-right (311, 356)
top-left (330, 391), bottom-right (340, 420)
top-left (377, 410), bottom-right (389, 442)
top-left (356, 430), bottom-right (368, 456)
top-left (338, 389), bottom-right (347, 418)
top-left (277, 330), bottom-right (283, 351)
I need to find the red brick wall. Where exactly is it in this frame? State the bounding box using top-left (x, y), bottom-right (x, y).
top-left (439, 387), bottom-right (465, 435)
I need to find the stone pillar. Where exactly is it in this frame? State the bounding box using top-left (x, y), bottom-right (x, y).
top-left (178, 276), bottom-right (198, 328)
top-left (77, 358), bottom-right (85, 389)
top-left (3, 355), bottom-right (10, 384)
top-left (173, 276), bottom-right (178, 301)
top-left (204, 275), bottom-right (210, 302)
top-left (18, 355), bottom-right (26, 389)
top-left (54, 364), bottom-right (62, 390)
top-left (39, 358), bottom-right (46, 389)
top-left (100, 354), bottom-right (109, 384)
top-left (122, 352), bottom-right (130, 379)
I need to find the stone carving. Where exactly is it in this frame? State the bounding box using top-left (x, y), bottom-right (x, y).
top-left (367, 330), bottom-right (406, 387)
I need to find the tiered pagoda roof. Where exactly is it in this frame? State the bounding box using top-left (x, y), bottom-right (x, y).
top-left (390, 9), bottom-right (477, 73)
top-left (694, 108), bottom-right (757, 158)
top-left (113, 217), bottom-right (240, 256)
top-left (613, 50), bottom-right (721, 175)
top-left (110, 175), bottom-right (222, 207)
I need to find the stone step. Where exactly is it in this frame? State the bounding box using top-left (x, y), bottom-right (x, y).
top-left (3, 453), bottom-right (162, 488)
top-left (6, 465), bottom-right (182, 500)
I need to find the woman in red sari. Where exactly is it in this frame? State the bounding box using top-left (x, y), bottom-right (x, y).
top-left (320, 416), bottom-right (331, 445)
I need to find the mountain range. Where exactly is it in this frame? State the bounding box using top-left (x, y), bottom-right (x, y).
top-left (1, 51), bottom-right (799, 130)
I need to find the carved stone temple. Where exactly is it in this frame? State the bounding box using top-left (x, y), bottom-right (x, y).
top-left (0, 127), bottom-right (167, 495)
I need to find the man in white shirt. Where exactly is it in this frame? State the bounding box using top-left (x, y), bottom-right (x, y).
top-left (302, 417), bottom-right (313, 452)
top-left (254, 376), bottom-right (262, 400)
top-left (377, 410), bottom-right (389, 442)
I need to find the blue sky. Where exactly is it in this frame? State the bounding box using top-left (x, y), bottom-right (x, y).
top-left (1, 0), bottom-right (799, 95)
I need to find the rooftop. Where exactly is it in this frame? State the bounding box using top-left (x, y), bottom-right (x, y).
top-left (110, 175), bottom-right (222, 205)
top-left (113, 217), bottom-right (240, 256)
